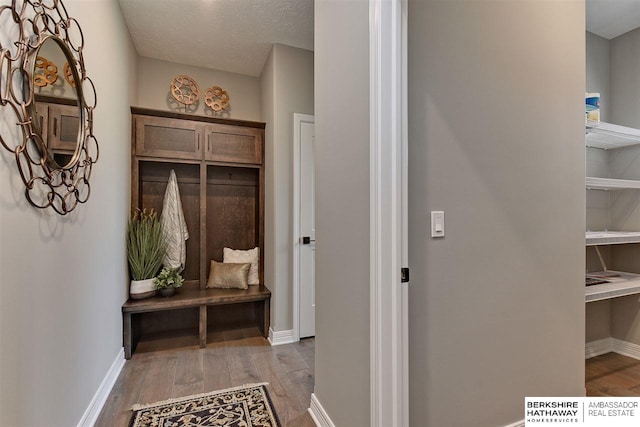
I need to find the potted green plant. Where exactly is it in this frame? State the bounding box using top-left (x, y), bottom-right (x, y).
top-left (127, 209), bottom-right (166, 299)
top-left (153, 267), bottom-right (184, 297)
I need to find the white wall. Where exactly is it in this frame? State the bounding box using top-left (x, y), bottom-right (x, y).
top-left (408, 1), bottom-right (585, 427)
top-left (313, 0), bottom-right (370, 425)
top-left (137, 56), bottom-right (261, 121)
top-left (0, 1), bottom-right (136, 425)
top-left (260, 44), bottom-right (314, 332)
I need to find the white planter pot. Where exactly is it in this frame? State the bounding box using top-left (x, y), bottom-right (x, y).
top-left (130, 278), bottom-right (157, 300)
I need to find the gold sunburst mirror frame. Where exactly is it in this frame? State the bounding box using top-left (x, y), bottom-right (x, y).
top-left (0, 0), bottom-right (98, 215)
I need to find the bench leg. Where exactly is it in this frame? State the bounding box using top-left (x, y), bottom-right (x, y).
top-left (123, 312), bottom-right (132, 360)
top-left (263, 298), bottom-right (270, 338)
top-left (199, 305), bottom-right (207, 348)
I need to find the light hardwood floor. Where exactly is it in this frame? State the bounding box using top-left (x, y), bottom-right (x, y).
top-left (586, 352), bottom-right (640, 396)
top-left (95, 327), bottom-right (315, 426)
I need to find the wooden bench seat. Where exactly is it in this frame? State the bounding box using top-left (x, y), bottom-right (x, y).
top-left (122, 284), bottom-right (271, 359)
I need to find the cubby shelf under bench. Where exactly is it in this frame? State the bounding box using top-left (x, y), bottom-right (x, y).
top-left (122, 285), bottom-right (270, 359)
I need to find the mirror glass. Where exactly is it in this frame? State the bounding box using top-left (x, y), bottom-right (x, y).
top-left (30, 36), bottom-right (83, 169)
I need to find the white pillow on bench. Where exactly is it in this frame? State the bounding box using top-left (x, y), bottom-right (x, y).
top-left (223, 247), bottom-right (259, 285)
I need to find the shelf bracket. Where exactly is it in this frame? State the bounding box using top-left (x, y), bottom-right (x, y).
top-left (594, 245), bottom-right (608, 272)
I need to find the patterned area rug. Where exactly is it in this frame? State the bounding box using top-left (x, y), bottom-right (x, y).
top-left (129, 382), bottom-right (280, 427)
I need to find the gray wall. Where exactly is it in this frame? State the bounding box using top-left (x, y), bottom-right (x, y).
top-left (611, 293), bottom-right (640, 343)
top-left (586, 301), bottom-right (611, 342)
top-left (408, 2), bottom-right (585, 427)
top-left (611, 27), bottom-right (640, 128)
top-left (586, 31), bottom-right (610, 122)
top-left (0, 1), bottom-right (136, 425)
top-left (313, 0), bottom-right (370, 425)
top-left (137, 56), bottom-right (261, 121)
top-left (260, 44), bottom-right (314, 332)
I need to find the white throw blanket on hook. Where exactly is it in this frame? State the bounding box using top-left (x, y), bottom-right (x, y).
top-left (160, 169), bottom-right (189, 271)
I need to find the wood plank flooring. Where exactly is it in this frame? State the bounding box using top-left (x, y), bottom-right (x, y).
top-left (95, 327), bottom-right (315, 427)
top-left (586, 352), bottom-right (640, 396)
top-left (98, 341), bottom-right (640, 424)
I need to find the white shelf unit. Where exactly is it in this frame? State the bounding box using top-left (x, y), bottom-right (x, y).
top-left (586, 177), bottom-right (640, 190)
top-left (585, 122), bottom-right (640, 302)
top-left (586, 121), bottom-right (640, 150)
top-left (586, 271), bottom-right (640, 302)
top-left (586, 231), bottom-right (640, 246)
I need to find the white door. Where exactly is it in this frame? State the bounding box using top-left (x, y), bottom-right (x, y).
top-left (294, 114), bottom-right (315, 339)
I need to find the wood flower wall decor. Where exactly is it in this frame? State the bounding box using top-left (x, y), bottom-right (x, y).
top-left (169, 75), bottom-right (231, 114)
top-left (204, 85), bottom-right (230, 113)
top-left (170, 75), bottom-right (200, 106)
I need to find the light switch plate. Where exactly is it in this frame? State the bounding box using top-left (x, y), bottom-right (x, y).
top-left (431, 211), bottom-right (445, 238)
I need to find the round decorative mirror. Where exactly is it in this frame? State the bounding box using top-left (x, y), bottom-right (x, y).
top-left (30, 36), bottom-right (84, 170)
top-left (0, 0), bottom-right (98, 215)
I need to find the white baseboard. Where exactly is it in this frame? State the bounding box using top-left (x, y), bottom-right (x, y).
top-left (308, 393), bottom-right (336, 427)
top-left (611, 338), bottom-right (640, 360)
top-left (585, 337), bottom-right (613, 359)
top-left (309, 391), bottom-right (521, 427)
top-left (586, 337), bottom-right (640, 360)
top-left (268, 327), bottom-right (296, 346)
top-left (76, 347), bottom-right (125, 427)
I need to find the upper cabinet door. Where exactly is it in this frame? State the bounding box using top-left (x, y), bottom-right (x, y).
top-left (48, 104), bottom-right (80, 152)
top-left (204, 124), bottom-right (263, 164)
top-left (135, 115), bottom-right (203, 160)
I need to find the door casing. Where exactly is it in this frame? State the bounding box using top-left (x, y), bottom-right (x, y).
top-left (293, 113), bottom-right (316, 342)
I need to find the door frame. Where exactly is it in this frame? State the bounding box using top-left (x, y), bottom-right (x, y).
top-left (293, 113), bottom-right (315, 342)
top-left (369, 0), bottom-right (408, 426)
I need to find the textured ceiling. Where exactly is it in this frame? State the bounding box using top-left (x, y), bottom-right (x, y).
top-left (118, 0), bottom-right (314, 77)
top-left (587, 0), bottom-right (640, 40)
top-left (120, 0), bottom-right (639, 75)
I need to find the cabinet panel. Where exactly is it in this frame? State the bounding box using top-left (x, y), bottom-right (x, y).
top-left (206, 166), bottom-right (258, 273)
top-left (48, 104), bottom-right (79, 152)
top-left (136, 116), bottom-right (202, 160)
top-left (204, 124), bottom-right (262, 164)
top-left (138, 162), bottom-right (201, 282)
